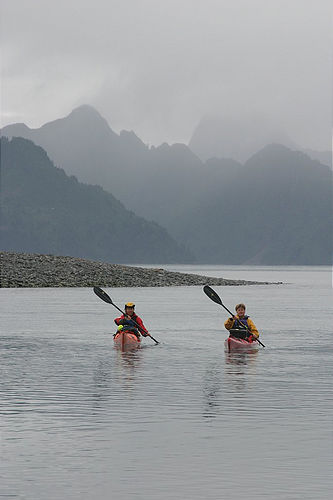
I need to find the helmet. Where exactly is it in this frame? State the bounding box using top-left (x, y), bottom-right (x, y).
top-left (125, 302), bottom-right (135, 308)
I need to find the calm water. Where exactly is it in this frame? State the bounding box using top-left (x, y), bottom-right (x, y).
top-left (1, 266), bottom-right (332, 500)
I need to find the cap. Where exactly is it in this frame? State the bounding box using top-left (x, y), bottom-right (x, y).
top-left (125, 302), bottom-right (135, 308)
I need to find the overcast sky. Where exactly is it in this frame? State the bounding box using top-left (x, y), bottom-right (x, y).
top-left (1, 0), bottom-right (332, 150)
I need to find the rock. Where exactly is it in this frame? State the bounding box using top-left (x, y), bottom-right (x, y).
top-left (0, 252), bottom-right (276, 288)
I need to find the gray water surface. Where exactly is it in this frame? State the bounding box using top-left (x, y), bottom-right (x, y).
top-left (1, 266), bottom-right (332, 499)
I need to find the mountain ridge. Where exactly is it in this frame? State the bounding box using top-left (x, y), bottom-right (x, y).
top-left (1, 106), bottom-right (331, 265)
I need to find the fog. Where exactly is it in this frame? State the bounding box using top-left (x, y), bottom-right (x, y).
top-left (1, 0), bottom-right (331, 150)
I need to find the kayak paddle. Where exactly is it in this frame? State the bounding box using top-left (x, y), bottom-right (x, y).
top-left (203, 285), bottom-right (265, 348)
top-left (93, 286), bottom-right (159, 344)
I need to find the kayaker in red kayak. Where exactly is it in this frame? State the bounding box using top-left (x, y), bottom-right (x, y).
top-left (224, 303), bottom-right (259, 342)
top-left (114, 302), bottom-right (149, 339)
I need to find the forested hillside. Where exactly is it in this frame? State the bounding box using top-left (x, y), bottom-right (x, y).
top-left (0, 137), bottom-right (192, 263)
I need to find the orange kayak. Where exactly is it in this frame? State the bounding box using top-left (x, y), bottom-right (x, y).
top-left (225, 336), bottom-right (260, 352)
top-left (113, 330), bottom-right (141, 350)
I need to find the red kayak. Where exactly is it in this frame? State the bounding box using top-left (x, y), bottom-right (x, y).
top-left (113, 330), bottom-right (141, 350)
top-left (225, 336), bottom-right (260, 352)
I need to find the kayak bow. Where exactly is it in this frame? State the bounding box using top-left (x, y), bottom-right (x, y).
top-left (225, 336), bottom-right (260, 352)
top-left (113, 330), bottom-right (141, 350)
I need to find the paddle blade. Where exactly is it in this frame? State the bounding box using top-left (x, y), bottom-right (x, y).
top-left (203, 285), bottom-right (222, 305)
top-left (93, 286), bottom-right (113, 305)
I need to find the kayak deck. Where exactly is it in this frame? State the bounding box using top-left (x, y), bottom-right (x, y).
top-left (113, 330), bottom-right (141, 350)
top-left (225, 336), bottom-right (260, 352)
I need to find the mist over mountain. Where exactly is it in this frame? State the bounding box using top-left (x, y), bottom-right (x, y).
top-left (1, 105), bottom-right (204, 225)
top-left (188, 114), bottom-right (296, 162)
top-left (177, 144), bottom-right (332, 264)
top-left (301, 148), bottom-right (332, 167)
top-left (2, 106), bottom-right (332, 265)
top-left (0, 137), bottom-right (192, 264)
top-left (2, 105), bottom-right (133, 188)
top-left (188, 114), bottom-right (332, 166)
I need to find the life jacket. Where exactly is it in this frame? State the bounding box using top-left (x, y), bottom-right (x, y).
top-left (229, 329), bottom-right (249, 339)
top-left (121, 314), bottom-right (140, 336)
top-left (230, 316), bottom-right (257, 342)
top-left (233, 315), bottom-right (250, 330)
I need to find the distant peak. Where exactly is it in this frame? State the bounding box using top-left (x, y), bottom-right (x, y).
top-left (262, 143), bottom-right (291, 152)
top-left (69, 104), bottom-right (103, 118)
top-left (244, 143), bottom-right (316, 167)
top-left (254, 143), bottom-right (292, 155)
top-left (156, 142), bottom-right (171, 151)
top-left (120, 129), bottom-right (141, 140)
top-left (119, 130), bottom-right (147, 148)
top-left (50, 105), bottom-right (117, 136)
top-left (1, 122), bottom-right (32, 133)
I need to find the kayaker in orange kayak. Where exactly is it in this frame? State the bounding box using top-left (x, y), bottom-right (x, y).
top-left (224, 303), bottom-right (260, 342)
top-left (114, 302), bottom-right (149, 339)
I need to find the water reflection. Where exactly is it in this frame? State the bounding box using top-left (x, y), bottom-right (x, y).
top-left (87, 350), bottom-right (144, 419)
top-left (111, 349), bottom-right (143, 393)
top-left (115, 349), bottom-right (142, 368)
top-left (225, 350), bottom-right (259, 367)
top-left (224, 351), bottom-right (259, 393)
top-left (91, 360), bottom-right (113, 410)
top-left (201, 351), bottom-right (259, 419)
top-left (202, 363), bottom-right (224, 419)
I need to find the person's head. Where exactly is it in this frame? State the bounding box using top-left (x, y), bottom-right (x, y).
top-left (235, 303), bottom-right (246, 318)
top-left (124, 302), bottom-right (135, 316)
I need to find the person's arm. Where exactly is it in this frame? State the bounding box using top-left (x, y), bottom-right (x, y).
top-left (135, 316), bottom-right (149, 336)
top-left (115, 314), bottom-right (136, 327)
top-left (114, 315), bottom-right (125, 325)
top-left (248, 318), bottom-right (259, 338)
top-left (224, 317), bottom-right (235, 330)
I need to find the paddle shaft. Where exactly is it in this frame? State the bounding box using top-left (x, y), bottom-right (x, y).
top-left (225, 306), bottom-right (265, 347)
top-left (93, 287), bottom-right (159, 344)
top-left (114, 304), bottom-right (159, 344)
top-left (203, 285), bottom-right (265, 348)
top-left (226, 307), bottom-right (265, 348)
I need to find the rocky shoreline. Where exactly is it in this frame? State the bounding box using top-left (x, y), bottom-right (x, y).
top-left (0, 252), bottom-right (276, 288)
